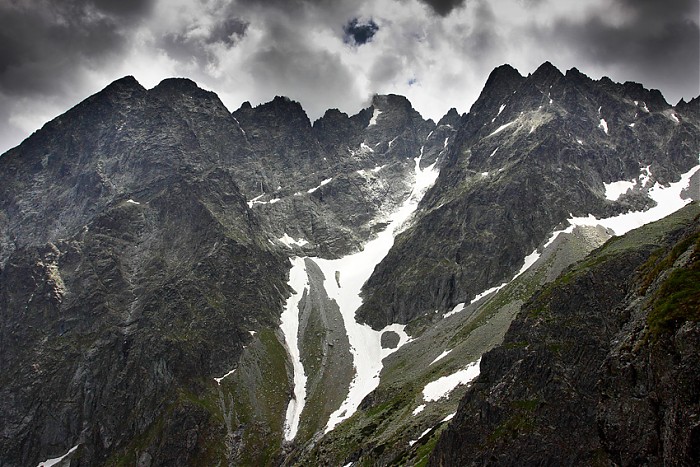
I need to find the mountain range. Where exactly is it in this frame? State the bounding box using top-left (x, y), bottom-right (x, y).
top-left (0, 62), bottom-right (698, 466)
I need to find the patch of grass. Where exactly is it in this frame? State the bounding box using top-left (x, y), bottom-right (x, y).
top-left (640, 232), bottom-right (699, 294)
top-left (647, 239), bottom-right (700, 337)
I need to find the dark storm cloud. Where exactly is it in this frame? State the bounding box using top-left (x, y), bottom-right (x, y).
top-left (160, 16), bottom-right (248, 67)
top-left (343, 18), bottom-right (379, 45)
top-left (0, 0), bottom-right (155, 96)
top-left (417, 0), bottom-right (467, 16)
top-left (533, 0), bottom-right (700, 100)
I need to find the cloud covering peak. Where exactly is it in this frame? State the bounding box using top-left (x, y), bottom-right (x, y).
top-left (0, 0), bottom-right (697, 154)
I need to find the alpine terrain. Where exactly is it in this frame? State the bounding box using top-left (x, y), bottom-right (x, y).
top-left (1, 62), bottom-right (699, 466)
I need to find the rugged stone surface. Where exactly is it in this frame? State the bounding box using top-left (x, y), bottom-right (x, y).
top-left (430, 203), bottom-right (700, 466)
top-left (358, 62), bottom-right (700, 329)
top-left (0, 62), bottom-right (698, 466)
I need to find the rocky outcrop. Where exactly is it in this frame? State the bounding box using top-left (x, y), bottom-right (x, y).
top-left (430, 203), bottom-right (700, 466)
top-left (358, 62), bottom-right (700, 329)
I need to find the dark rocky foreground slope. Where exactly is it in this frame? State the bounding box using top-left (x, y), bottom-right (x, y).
top-left (0, 62), bottom-right (698, 466)
top-left (430, 203), bottom-right (700, 466)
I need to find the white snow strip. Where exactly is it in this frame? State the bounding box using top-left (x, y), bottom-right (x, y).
top-left (307, 178), bottom-right (333, 194)
top-left (604, 180), bottom-right (636, 201)
top-left (247, 194), bottom-right (265, 208)
top-left (409, 427), bottom-right (433, 446)
top-left (269, 198), bottom-right (280, 204)
top-left (489, 147), bottom-right (499, 158)
top-left (412, 404), bottom-right (426, 416)
top-left (214, 368), bottom-right (236, 385)
top-left (545, 160), bottom-right (700, 247)
top-left (670, 113), bottom-right (680, 124)
top-left (442, 412), bottom-right (456, 422)
top-left (232, 116), bottom-right (246, 136)
top-left (249, 330), bottom-right (256, 336)
top-left (641, 102), bottom-right (650, 113)
top-left (599, 119), bottom-right (609, 134)
top-left (481, 172), bottom-right (489, 177)
top-left (126, 199), bottom-right (140, 205)
top-left (422, 358), bottom-right (481, 402)
top-left (37, 445), bottom-right (79, 467)
top-left (498, 104), bottom-right (506, 116)
top-left (368, 108), bottom-right (382, 126)
top-left (278, 233), bottom-right (309, 248)
top-left (444, 137), bottom-right (449, 148)
top-left (430, 349), bottom-right (452, 365)
top-left (321, 149), bottom-right (440, 434)
top-left (388, 136), bottom-right (399, 148)
top-left (487, 121), bottom-right (515, 138)
top-left (280, 257), bottom-right (311, 441)
top-left (443, 302), bottom-right (465, 319)
top-left (360, 142), bottom-right (374, 153)
top-left (426, 130), bottom-right (434, 140)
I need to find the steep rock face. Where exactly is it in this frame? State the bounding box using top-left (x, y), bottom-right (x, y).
top-left (232, 93), bottom-right (448, 257)
top-left (0, 79), bottom-right (290, 466)
top-left (430, 203), bottom-right (700, 466)
top-left (0, 74), bottom-right (451, 465)
top-left (358, 62), bottom-right (700, 328)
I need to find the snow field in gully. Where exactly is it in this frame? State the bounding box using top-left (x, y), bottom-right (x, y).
top-left (280, 151), bottom-right (440, 439)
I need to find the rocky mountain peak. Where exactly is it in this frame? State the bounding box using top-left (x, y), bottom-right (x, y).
top-left (483, 63), bottom-right (524, 90)
top-left (437, 107), bottom-right (461, 127)
top-left (620, 81), bottom-right (670, 111)
top-left (528, 60), bottom-right (565, 88)
top-left (235, 95), bottom-right (312, 129)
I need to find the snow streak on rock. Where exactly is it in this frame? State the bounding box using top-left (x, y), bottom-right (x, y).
top-left (37, 445), bottom-right (80, 467)
top-left (422, 358), bottom-right (481, 402)
top-left (319, 151), bottom-right (440, 434)
top-left (280, 257), bottom-right (311, 441)
top-left (551, 160), bottom-right (700, 242)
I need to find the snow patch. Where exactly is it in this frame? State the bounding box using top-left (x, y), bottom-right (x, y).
top-left (280, 257), bottom-right (311, 441)
top-left (577, 139), bottom-right (584, 145)
top-left (307, 178), bottom-right (333, 194)
top-left (670, 113), bottom-right (680, 124)
top-left (278, 234), bottom-right (309, 248)
top-left (37, 445), bottom-right (80, 467)
top-left (412, 404), bottom-right (426, 416)
top-left (599, 119), bottom-right (609, 134)
top-left (547, 161), bottom-right (700, 245)
top-left (368, 108), bottom-right (382, 126)
top-left (442, 302), bottom-right (465, 319)
top-left (487, 121), bottom-right (515, 138)
top-left (214, 369), bottom-right (236, 385)
top-left (126, 199), bottom-right (140, 205)
top-left (322, 149), bottom-right (440, 434)
top-left (409, 427), bottom-right (433, 446)
top-left (430, 349), bottom-right (452, 365)
top-left (360, 142), bottom-right (375, 153)
top-left (422, 358), bottom-right (481, 402)
top-left (604, 180), bottom-right (636, 201)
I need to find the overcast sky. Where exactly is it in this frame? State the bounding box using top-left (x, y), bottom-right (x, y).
top-left (0, 0), bottom-right (698, 154)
